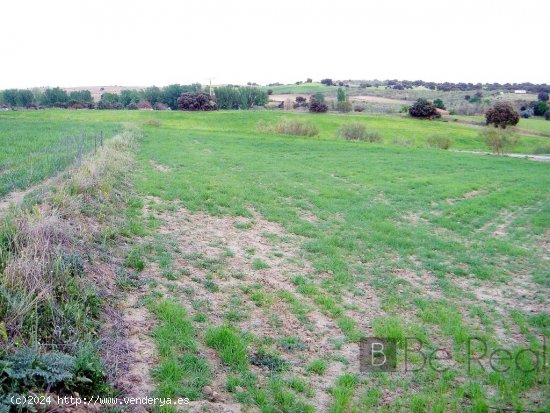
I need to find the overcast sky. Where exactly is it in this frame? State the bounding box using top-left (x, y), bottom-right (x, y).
top-left (1, 0), bottom-right (548, 89)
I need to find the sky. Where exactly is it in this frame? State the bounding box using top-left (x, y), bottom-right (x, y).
top-left (1, 0), bottom-right (549, 89)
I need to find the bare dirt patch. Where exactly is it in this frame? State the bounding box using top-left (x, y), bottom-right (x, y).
top-left (141, 201), bottom-right (360, 412)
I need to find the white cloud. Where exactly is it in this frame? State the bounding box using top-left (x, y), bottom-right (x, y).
top-left (1, 0), bottom-right (548, 89)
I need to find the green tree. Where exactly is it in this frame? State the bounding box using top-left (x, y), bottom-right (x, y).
top-left (120, 89), bottom-right (142, 107)
top-left (160, 84), bottom-right (201, 110)
top-left (69, 90), bottom-right (93, 105)
top-left (533, 100), bottom-right (549, 116)
top-left (2, 89), bottom-right (18, 106)
top-left (485, 102), bottom-right (519, 128)
top-left (433, 98), bottom-right (446, 110)
top-left (337, 87), bottom-right (346, 103)
top-left (41, 87), bottom-right (69, 107)
top-left (144, 86), bottom-right (162, 106)
top-left (16, 90), bottom-right (34, 107)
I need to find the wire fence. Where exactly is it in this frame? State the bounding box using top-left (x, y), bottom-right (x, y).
top-left (0, 131), bottom-right (106, 199)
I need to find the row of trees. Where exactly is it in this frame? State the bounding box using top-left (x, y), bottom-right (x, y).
top-left (1, 84), bottom-right (269, 112)
top-left (0, 84), bottom-right (204, 110)
top-left (96, 84), bottom-right (202, 110)
top-left (214, 86), bottom-right (268, 109)
top-left (316, 79), bottom-right (550, 94)
top-left (0, 87), bottom-right (94, 108)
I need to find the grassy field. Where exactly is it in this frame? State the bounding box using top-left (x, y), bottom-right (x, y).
top-left (0, 112), bottom-right (120, 197)
top-left (1, 109), bottom-right (549, 412)
top-left (133, 112), bottom-right (549, 412)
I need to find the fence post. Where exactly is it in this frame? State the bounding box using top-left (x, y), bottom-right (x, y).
top-left (94, 133), bottom-right (97, 154)
top-left (100, 130), bottom-right (104, 147)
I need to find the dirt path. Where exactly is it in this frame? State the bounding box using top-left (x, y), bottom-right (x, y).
top-left (450, 149), bottom-right (550, 162)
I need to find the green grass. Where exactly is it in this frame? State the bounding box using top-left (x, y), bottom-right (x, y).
top-left (329, 374), bottom-right (359, 413)
top-left (205, 325), bottom-right (249, 371)
top-left (0, 110), bottom-right (119, 196)
top-left (2, 109), bottom-right (549, 411)
top-left (305, 359), bottom-right (329, 375)
top-left (147, 298), bottom-right (211, 400)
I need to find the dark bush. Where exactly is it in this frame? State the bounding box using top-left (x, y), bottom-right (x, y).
top-left (293, 96), bottom-right (308, 109)
top-left (538, 92), bottom-right (549, 102)
top-left (409, 98), bottom-right (440, 119)
top-left (177, 93), bottom-right (217, 111)
top-left (433, 98), bottom-right (446, 110)
top-left (353, 105), bottom-right (365, 112)
top-left (545, 111), bottom-right (550, 121)
top-left (309, 100), bottom-right (328, 113)
top-left (320, 79), bottom-right (333, 86)
top-left (533, 101), bottom-right (549, 116)
top-left (309, 93), bottom-right (328, 113)
top-left (485, 102), bottom-right (519, 128)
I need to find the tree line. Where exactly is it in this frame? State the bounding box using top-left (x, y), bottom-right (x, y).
top-left (0, 84), bottom-right (268, 111)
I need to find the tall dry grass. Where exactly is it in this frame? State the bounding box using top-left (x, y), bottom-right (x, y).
top-left (0, 128), bottom-right (137, 345)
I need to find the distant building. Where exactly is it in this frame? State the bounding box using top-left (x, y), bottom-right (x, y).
top-left (514, 90), bottom-right (527, 94)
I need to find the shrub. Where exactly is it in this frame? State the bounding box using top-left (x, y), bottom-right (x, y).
top-left (337, 123), bottom-right (382, 142)
top-left (337, 88), bottom-right (346, 102)
top-left (309, 93), bottom-right (328, 113)
top-left (538, 92), bottom-right (549, 102)
top-left (154, 102), bottom-right (169, 110)
top-left (177, 93), bottom-right (217, 111)
top-left (532, 145), bottom-right (550, 154)
top-left (258, 118), bottom-right (319, 137)
top-left (409, 99), bottom-right (440, 119)
top-left (480, 128), bottom-right (519, 154)
top-left (485, 102), bottom-right (519, 128)
top-left (320, 78), bottom-right (333, 86)
top-left (137, 99), bottom-right (152, 110)
top-left (0, 347), bottom-right (108, 409)
top-left (426, 135), bottom-right (453, 150)
top-left (337, 101), bottom-right (352, 113)
top-left (433, 98), bottom-right (446, 110)
top-left (294, 96), bottom-right (309, 109)
top-left (545, 111), bottom-right (550, 121)
top-left (353, 105), bottom-right (365, 112)
top-left (533, 100), bottom-right (549, 116)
